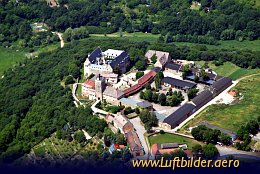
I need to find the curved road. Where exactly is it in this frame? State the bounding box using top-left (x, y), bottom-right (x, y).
top-left (216, 145), bottom-right (260, 160)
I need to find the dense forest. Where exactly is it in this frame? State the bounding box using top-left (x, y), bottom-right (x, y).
top-left (0, 0), bottom-right (260, 45)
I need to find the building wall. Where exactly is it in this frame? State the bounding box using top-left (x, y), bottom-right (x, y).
top-left (82, 86), bottom-right (96, 99)
top-left (158, 122), bottom-right (172, 130)
top-left (86, 65), bottom-right (113, 76)
top-left (103, 95), bottom-right (120, 105)
top-left (104, 77), bottom-right (118, 84)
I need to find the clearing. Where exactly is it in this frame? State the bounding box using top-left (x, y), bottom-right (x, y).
top-left (0, 43), bottom-right (59, 77)
top-left (0, 47), bottom-right (25, 76)
top-left (195, 61), bottom-right (260, 80)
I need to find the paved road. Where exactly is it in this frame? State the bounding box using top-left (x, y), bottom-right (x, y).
top-left (216, 145), bottom-right (260, 160)
top-left (129, 117), bottom-right (150, 160)
top-left (91, 100), bottom-right (109, 115)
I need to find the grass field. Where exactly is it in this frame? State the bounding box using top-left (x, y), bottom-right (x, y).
top-left (148, 133), bottom-right (201, 149)
top-left (195, 61), bottom-right (260, 80)
top-left (0, 47), bottom-right (25, 76)
top-left (179, 75), bottom-right (260, 133)
top-left (174, 40), bottom-right (260, 51)
top-left (90, 32), bottom-right (260, 51)
top-left (90, 32), bottom-right (160, 43)
top-left (0, 43), bottom-right (59, 77)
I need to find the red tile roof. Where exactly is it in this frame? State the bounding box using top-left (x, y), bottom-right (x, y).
top-left (123, 70), bottom-right (157, 97)
top-left (83, 80), bottom-right (95, 89)
top-left (138, 70), bottom-right (157, 85)
top-left (159, 148), bottom-right (180, 154)
top-left (124, 84), bottom-right (142, 96)
top-left (151, 144), bottom-right (160, 155)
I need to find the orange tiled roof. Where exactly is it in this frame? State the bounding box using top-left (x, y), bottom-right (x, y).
top-left (83, 80), bottom-right (95, 88)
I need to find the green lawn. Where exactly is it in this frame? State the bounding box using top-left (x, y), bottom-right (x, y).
top-left (90, 32), bottom-right (260, 51)
top-left (195, 61), bottom-right (260, 80)
top-left (229, 68), bottom-right (260, 80)
top-left (0, 43), bottom-right (59, 77)
top-left (0, 47), bottom-right (25, 76)
top-left (148, 133), bottom-right (201, 149)
top-left (179, 75), bottom-right (260, 133)
top-left (90, 32), bottom-right (160, 43)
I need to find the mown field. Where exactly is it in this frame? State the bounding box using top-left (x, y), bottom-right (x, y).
top-left (90, 32), bottom-right (260, 51)
top-left (179, 74), bottom-right (260, 133)
top-left (0, 43), bottom-right (59, 77)
top-left (195, 61), bottom-right (260, 80)
top-left (148, 133), bottom-right (201, 149)
top-left (0, 47), bottom-right (25, 76)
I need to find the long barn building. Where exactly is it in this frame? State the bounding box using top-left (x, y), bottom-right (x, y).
top-left (160, 77), bottom-right (232, 130)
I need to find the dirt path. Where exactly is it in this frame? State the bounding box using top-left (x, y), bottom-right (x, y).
top-left (55, 32), bottom-right (64, 48)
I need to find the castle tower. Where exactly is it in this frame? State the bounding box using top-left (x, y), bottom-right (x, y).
top-left (95, 75), bottom-right (105, 100)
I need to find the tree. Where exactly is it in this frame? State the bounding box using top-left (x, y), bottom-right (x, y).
top-left (204, 129), bottom-right (221, 143)
top-left (192, 144), bottom-right (202, 155)
top-left (144, 89), bottom-right (153, 102)
top-left (171, 150), bottom-right (188, 159)
top-left (167, 95), bottom-right (180, 106)
top-left (152, 92), bottom-right (159, 103)
top-left (65, 76), bottom-right (75, 85)
top-left (220, 133), bottom-right (231, 145)
top-left (199, 69), bottom-right (208, 80)
top-left (18, 22), bottom-right (32, 39)
top-left (151, 55), bottom-right (157, 64)
top-left (182, 65), bottom-right (190, 78)
top-left (135, 60), bottom-right (146, 70)
top-left (155, 72), bottom-right (164, 90)
top-left (136, 71), bottom-right (144, 80)
top-left (187, 88), bottom-right (199, 100)
top-left (191, 125), bottom-right (208, 141)
top-left (159, 130), bottom-right (165, 134)
top-left (72, 68), bottom-right (80, 79)
top-left (74, 131), bottom-right (86, 143)
top-left (158, 93), bottom-right (166, 106)
top-left (245, 119), bottom-right (259, 135)
top-left (135, 107), bottom-right (140, 114)
top-left (139, 110), bottom-right (158, 130)
top-left (237, 126), bottom-right (248, 140)
top-left (194, 75), bottom-right (199, 82)
top-left (115, 133), bottom-right (126, 145)
top-left (202, 143), bottom-right (219, 159)
top-left (139, 91), bottom-right (145, 99)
